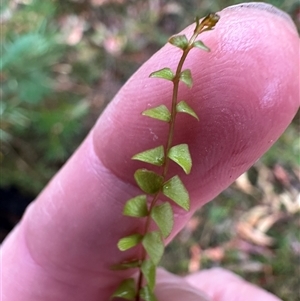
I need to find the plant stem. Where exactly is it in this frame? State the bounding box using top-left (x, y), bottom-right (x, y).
top-left (163, 14), bottom-right (218, 177)
top-left (135, 14), bottom-right (219, 301)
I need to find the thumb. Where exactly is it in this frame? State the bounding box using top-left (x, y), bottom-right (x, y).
top-left (185, 268), bottom-right (282, 301)
top-left (155, 268), bottom-right (210, 301)
top-left (155, 268), bottom-right (281, 301)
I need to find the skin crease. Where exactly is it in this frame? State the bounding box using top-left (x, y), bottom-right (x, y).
top-left (1, 3), bottom-right (299, 301)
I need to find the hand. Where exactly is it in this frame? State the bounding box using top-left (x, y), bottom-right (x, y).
top-left (1, 3), bottom-right (299, 301)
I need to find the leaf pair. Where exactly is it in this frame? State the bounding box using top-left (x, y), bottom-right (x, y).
top-left (133, 169), bottom-right (190, 211)
top-left (122, 196), bottom-right (173, 238)
top-left (111, 270), bottom-right (157, 301)
top-left (133, 143), bottom-right (192, 175)
top-left (123, 196), bottom-right (174, 238)
top-left (149, 68), bottom-right (193, 88)
top-left (142, 101), bottom-right (199, 123)
top-left (168, 34), bottom-right (211, 52)
top-left (117, 230), bottom-right (164, 264)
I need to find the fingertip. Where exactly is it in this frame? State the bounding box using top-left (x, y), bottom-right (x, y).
top-left (223, 2), bottom-right (297, 31)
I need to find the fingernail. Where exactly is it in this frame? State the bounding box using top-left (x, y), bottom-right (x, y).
top-left (223, 2), bottom-right (295, 28)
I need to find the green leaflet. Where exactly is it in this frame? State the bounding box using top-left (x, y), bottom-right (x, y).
top-left (117, 233), bottom-right (143, 251)
top-left (134, 169), bottom-right (163, 194)
top-left (151, 202), bottom-right (173, 238)
top-left (168, 144), bottom-right (192, 174)
top-left (132, 145), bottom-right (165, 166)
top-left (142, 105), bottom-right (171, 122)
top-left (149, 67), bottom-right (174, 81)
top-left (162, 175), bottom-right (190, 211)
top-left (140, 285), bottom-right (158, 301)
top-left (179, 69), bottom-right (193, 88)
top-left (176, 100), bottom-right (199, 121)
top-left (123, 195), bottom-right (148, 217)
top-left (141, 259), bottom-right (156, 291)
top-left (168, 34), bottom-right (189, 50)
top-left (193, 40), bottom-right (210, 52)
top-left (111, 278), bottom-right (136, 300)
top-left (142, 231), bottom-right (164, 265)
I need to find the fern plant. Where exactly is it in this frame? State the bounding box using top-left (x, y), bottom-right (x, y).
top-left (111, 13), bottom-right (220, 301)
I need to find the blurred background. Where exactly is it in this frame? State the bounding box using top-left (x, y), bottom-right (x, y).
top-left (1, 0), bottom-right (299, 300)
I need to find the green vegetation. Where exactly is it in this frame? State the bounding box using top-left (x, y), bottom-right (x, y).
top-left (112, 14), bottom-right (219, 300)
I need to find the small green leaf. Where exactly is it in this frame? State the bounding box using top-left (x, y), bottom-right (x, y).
top-left (168, 34), bottom-right (189, 50)
top-left (149, 68), bottom-right (174, 81)
top-left (117, 234), bottom-right (143, 251)
top-left (151, 202), bottom-right (174, 238)
top-left (142, 231), bottom-right (164, 265)
top-left (141, 260), bottom-right (156, 291)
top-left (193, 40), bottom-right (210, 52)
top-left (123, 195), bottom-right (148, 217)
top-left (111, 278), bottom-right (136, 300)
top-left (111, 259), bottom-right (141, 270)
top-left (140, 285), bottom-right (158, 301)
top-left (168, 144), bottom-right (192, 174)
top-left (176, 101), bottom-right (199, 121)
top-left (162, 176), bottom-right (190, 211)
top-left (179, 69), bottom-right (193, 88)
top-left (132, 146), bottom-right (165, 166)
top-left (134, 169), bottom-right (163, 194)
top-left (142, 105), bottom-right (171, 122)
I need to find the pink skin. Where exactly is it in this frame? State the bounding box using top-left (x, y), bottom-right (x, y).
top-left (1, 3), bottom-right (299, 301)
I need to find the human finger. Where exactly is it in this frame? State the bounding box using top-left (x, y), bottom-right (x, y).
top-left (1, 3), bottom-right (299, 301)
